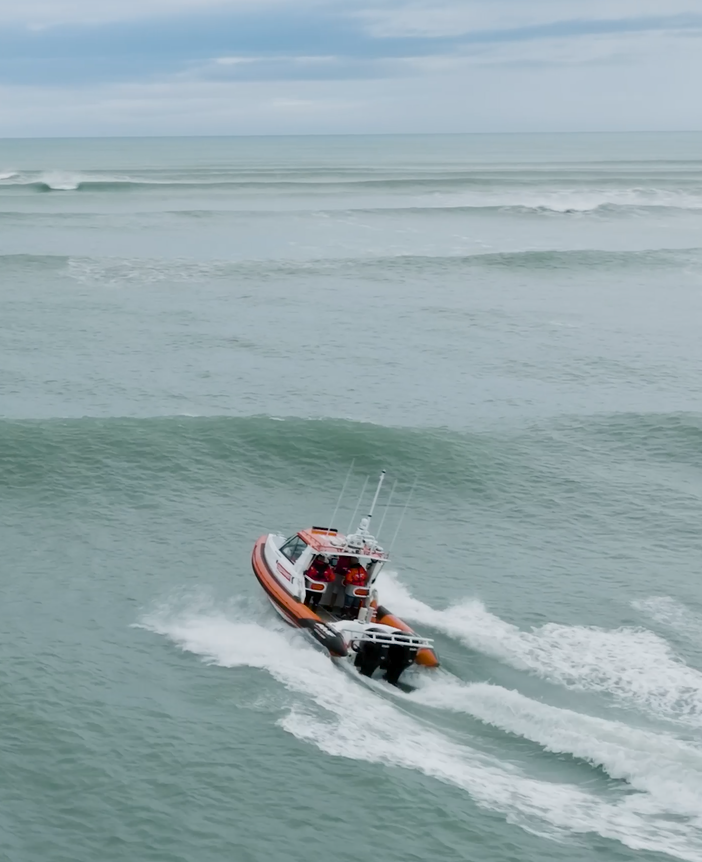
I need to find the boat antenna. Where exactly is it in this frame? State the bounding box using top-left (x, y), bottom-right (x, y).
top-left (366, 470), bottom-right (386, 522)
top-left (347, 476), bottom-right (369, 534)
top-left (388, 475), bottom-right (418, 555)
top-left (326, 459), bottom-right (354, 536)
top-left (376, 478), bottom-right (397, 541)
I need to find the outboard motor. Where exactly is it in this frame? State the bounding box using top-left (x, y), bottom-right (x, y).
top-left (351, 625), bottom-right (426, 685)
top-left (354, 640), bottom-right (385, 678)
top-left (383, 643), bottom-right (418, 686)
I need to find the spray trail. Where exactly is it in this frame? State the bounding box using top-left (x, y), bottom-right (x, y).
top-left (379, 572), bottom-right (702, 726)
top-left (410, 675), bottom-right (702, 818)
top-left (140, 599), bottom-right (702, 861)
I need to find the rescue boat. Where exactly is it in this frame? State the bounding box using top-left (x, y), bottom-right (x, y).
top-left (251, 472), bottom-right (439, 686)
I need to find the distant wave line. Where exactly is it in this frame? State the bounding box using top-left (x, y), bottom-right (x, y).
top-left (1, 247), bottom-right (701, 280)
top-left (3, 172), bottom-right (702, 205)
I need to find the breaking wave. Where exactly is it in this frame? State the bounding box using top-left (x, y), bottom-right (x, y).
top-left (2, 168), bottom-right (702, 212)
top-left (379, 573), bottom-right (702, 726)
top-left (0, 171), bottom-right (163, 192)
top-left (139, 600), bottom-right (702, 860)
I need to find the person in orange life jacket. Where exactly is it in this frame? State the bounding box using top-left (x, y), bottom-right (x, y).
top-left (343, 558), bottom-right (368, 616)
top-left (304, 555), bottom-right (334, 608)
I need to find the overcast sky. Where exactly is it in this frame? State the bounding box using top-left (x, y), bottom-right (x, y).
top-left (1, 0), bottom-right (701, 136)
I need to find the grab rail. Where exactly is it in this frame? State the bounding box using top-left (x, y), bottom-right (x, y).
top-left (349, 630), bottom-right (433, 649)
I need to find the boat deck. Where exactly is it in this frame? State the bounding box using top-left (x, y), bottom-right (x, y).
top-left (312, 606), bottom-right (346, 624)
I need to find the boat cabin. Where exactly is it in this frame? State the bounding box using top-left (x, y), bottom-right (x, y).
top-left (277, 523), bottom-right (388, 617)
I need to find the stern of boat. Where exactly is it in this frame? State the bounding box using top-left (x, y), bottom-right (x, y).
top-left (329, 621), bottom-right (436, 686)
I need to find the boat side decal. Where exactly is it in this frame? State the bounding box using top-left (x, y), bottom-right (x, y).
top-left (276, 561), bottom-right (292, 581)
top-left (251, 536), bottom-right (348, 658)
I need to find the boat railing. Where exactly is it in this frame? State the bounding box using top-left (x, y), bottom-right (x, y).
top-left (348, 630), bottom-right (433, 650)
top-left (313, 540), bottom-right (389, 561)
top-left (334, 539), bottom-right (389, 557)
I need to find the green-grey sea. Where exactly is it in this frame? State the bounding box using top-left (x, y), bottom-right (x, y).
top-left (2, 133), bottom-right (702, 862)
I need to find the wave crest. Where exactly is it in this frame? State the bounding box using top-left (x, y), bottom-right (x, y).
top-left (2, 168), bottom-right (702, 213)
top-left (2, 248), bottom-right (698, 285)
top-left (4, 413), bottom-right (702, 501)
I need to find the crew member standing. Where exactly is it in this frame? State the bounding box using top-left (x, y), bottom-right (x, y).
top-left (304, 555), bottom-right (335, 608)
top-left (343, 558), bottom-right (368, 617)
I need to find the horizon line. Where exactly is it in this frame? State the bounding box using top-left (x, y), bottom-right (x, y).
top-left (2, 129), bottom-right (702, 141)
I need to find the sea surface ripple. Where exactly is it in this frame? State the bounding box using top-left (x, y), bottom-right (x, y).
top-left (2, 134), bottom-right (702, 862)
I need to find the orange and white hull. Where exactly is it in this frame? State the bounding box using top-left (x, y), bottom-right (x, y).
top-left (251, 535), bottom-right (348, 657)
top-left (251, 534), bottom-right (439, 674)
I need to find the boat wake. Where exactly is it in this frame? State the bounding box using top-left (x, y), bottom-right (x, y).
top-left (378, 572), bottom-right (702, 727)
top-left (409, 676), bottom-right (702, 816)
top-left (140, 597), bottom-right (702, 860)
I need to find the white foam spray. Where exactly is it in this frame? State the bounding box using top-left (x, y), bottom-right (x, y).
top-left (49, 172), bottom-right (83, 190)
top-left (443, 188), bottom-right (702, 213)
top-left (634, 597), bottom-right (702, 646)
top-left (411, 676), bottom-right (702, 818)
top-left (378, 572), bottom-right (702, 726)
top-left (0, 171), bottom-right (141, 191)
top-left (139, 600), bottom-right (702, 860)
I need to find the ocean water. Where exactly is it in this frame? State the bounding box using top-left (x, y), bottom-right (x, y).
top-left (2, 133), bottom-right (702, 862)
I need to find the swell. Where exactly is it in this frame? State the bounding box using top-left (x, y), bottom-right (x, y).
top-left (3, 171), bottom-right (702, 212)
top-left (0, 416), bottom-right (488, 494)
top-left (568, 412), bottom-right (702, 466)
top-left (3, 248), bottom-right (701, 283)
top-left (3, 413), bottom-right (702, 501)
top-left (154, 202), bottom-right (702, 216)
top-left (5, 190), bottom-right (702, 217)
top-left (0, 253), bottom-right (70, 272)
top-left (3, 169), bottom-right (702, 186)
top-left (2, 206), bottom-right (702, 224)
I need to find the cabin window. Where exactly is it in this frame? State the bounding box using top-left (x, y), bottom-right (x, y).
top-left (280, 536), bottom-right (307, 564)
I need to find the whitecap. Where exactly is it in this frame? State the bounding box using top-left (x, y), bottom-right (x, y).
top-left (437, 187), bottom-right (702, 213)
top-left (37, 171), bottom-right (82, 191)
top-left (634, 596), bottom-right (702, 647)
